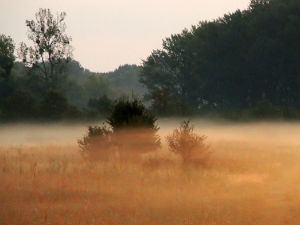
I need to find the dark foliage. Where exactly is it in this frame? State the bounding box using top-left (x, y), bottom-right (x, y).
top-left (40, 91), bottom-right (70, 119)
top-left (0, 91), bottom-right (38, 120)
top-left (102, 64), bottom-right (146, 97)
top-left (0, 34), bottom-right (15, 102)
top-left (108, 98), bottom-right (160, 156)
top-left (107, 98), bottom-right (158, 131)
top-left (79, 99), bottom-right (160, 161)
top-left (88, 95), bottom-right (113, 116)
top-left (0, 34), bottom-right (14, 79)
top-left (1, 0), bottom-right (299, 121)
top-left (140, 0), bottom-right (300, 118)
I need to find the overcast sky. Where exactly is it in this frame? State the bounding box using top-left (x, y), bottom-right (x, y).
top-left (1, 0), bottom-right (250, 72)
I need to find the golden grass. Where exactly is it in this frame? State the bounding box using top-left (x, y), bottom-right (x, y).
top-left (0, 121), bottom-right (299, 225)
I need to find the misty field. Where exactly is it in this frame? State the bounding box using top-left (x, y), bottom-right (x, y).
top-left (0, 120), bottom-right (299, 225)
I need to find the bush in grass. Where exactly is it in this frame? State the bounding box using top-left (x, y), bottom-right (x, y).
top-left (79, 98), bottom-right (160, 161)
top-left (78, 124), bottom-right (113, 161)
top-left (166, 120), bottom-right (209, 166)
top-left (107, 98), bottom-right (160, 158)
top-left (107, 98), bottom-right (158, 130)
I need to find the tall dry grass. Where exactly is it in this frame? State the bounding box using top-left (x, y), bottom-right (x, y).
top-left (0, 121), bottom-right (299, 225)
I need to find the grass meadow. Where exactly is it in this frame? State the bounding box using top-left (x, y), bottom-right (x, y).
top-left (0, 120), bottom-right (299, 225)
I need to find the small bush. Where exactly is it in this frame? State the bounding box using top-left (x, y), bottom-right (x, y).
top-left (79, 98), bottom-right (160, 161)
top-left (78, 124), bottom-right (113, 161)
top-left (166, 120), bottom-right (209, 166)
top-left (107, 98), bottom-right (158, 130)
top-left (107, 98), bottom-right (160, 157)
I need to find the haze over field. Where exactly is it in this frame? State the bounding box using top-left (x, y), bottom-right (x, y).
top-left (0, 120), bottom-right (299, 224)
top-left (0, 120), bottom-right (298, 147)
top-left (0, 0), bottom-right (299, 224)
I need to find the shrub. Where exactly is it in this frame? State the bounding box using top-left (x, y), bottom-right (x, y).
top-left (107, 98), bottom-right (158, 130)
top-left (79, 98), bottom-right (160, 161)
top-left (107, 98), bottom-right (160, 157)
top-left (166, 120), bottom-right (209, 166)
top-left (78, 124), bottom-right (113, 161)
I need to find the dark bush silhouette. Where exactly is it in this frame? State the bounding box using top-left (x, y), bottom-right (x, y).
top-left (107, 98), bottom-right (158, 130)
top-left (107, 98), bottom-right (160, 158)
top-left (78, 124), bottom-right (113, 161)
top-left (79, 98), bottom-right (160, 161)
top-left (166, 120), bottom-right (209, 166)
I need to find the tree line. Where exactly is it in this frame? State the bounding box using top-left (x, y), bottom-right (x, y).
top-left (0, 9), bottom-right (144, 121)
top-left (0, 0), bottom-right (299, 121)
top-left (140, 0), bottom-right (299, 118)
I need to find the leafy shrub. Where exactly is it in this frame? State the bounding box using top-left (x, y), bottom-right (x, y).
top-left (107, 98), bottom-right (158, 130)
top-left (78, 124), bottom-right (113, 161)
top-left (166, 120), bottom-right (209, 166)
top-left (107, 98), bottom-right (160, 157)
top-left (79, 98), bottom-right (160, 161)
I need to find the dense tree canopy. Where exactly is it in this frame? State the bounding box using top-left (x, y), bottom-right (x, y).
top-left (102, 64), bottom-right (146, 97)
top-left (140, 0), bottom-right (300, 116)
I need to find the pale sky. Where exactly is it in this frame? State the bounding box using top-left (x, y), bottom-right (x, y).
top-left (1, 0), bottom-right (250, 72)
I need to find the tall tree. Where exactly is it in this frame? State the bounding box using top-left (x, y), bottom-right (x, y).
top-left (0, 34), bottom-right (15, 79)
top-left (0, 34), bottom-right (15, 101)
top-left (18, 8), bottom-right (73, 90)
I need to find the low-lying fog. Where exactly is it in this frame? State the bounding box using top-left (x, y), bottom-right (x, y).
top-left (1, 119), bottom-right (299, 225)
top-left (0, 119), bottom-right (298, 150)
